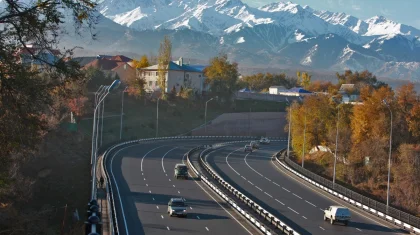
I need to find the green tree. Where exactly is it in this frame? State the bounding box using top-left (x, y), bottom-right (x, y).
top-left (158, 35), bottom-right (172, 98)
top-left (204, 53), bottom-right (239, 102)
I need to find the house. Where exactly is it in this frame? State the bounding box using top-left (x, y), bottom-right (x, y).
top-left (138, 57), bottom-right (207, 94)
top-left (269, 86), bottom-right (287, 95)
top-left (278, 87), bottom-right (312, 96)
top-left (339, 84), bottom-right (360, 104)
top-left (15, 44), bottom-right (60, 71)
top-left (83, 55), bottom-right (135, 82)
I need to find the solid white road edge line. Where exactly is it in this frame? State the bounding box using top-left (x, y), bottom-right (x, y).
top-left (183, 157), bottom-right (254, 235)
top-left (244, 152), bottom-right (263, 177)
top-left (161, 147), bottom-right (178, 173)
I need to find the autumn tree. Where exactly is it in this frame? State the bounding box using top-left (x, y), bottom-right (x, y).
top-left (132, 55), bottom-right (150, 69)
top-left (204, 53), bottom-right (239, 102)
top-left (126, 73), bottom-right (146, 99)
top-left (157, 35), bottom-right (172, 98)
top-left (297, 71), bottom-right (311, 89)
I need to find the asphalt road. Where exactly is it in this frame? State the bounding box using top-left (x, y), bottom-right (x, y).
top-left (106, 140), bottom-right (259, 235)
top-left (205, 142), bottom-right (407, 235)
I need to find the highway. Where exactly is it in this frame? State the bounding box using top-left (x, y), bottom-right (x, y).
top-left (205, 142), bottom-right (407, 235)
top-left (105, 140), bottom-right (259, 235)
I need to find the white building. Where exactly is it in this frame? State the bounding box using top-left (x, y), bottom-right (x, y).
top-left (269, 86), bottom-right (287, 95)
top-left (138, 57), bottom-right (207, 94)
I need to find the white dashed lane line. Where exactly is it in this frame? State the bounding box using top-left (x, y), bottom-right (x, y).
top-left (241, 176), bottom-right (247, 180)
top-left (255, 186), bottom-right (263, 191)
top-left (275, 199), bottom-right (285, 205)
top-left (167, 226), bottom-right (170, 231)
top-left (149, 190), bottom-right (151, 193)
top-left (205, 227), bottom-right (209, 231)
top-left (169, 179), bottom-right (171, 181)
top-left (282, 187), bottom-right (290, 192)
top-left (189, 207), bottom-right (193, 210)
top-left (264, 192), bottom-right (273, 198)
top-left (356, 228), bottom-right (362, 232)
top-left (293, 193), bottom-right (302, 199)
top-left (173, 185), bottom-right (176, 187)
top-left (156, 206), bottom-right (159, 209)
top-left (273, 182), bottom-right (280, 186)
top-left (152, 197), bottom-right (155, 201)
top-left (265, 177), bottom-right (271, 182)
top-left (146, 184), bottom-right (148, 187)
top-left (302, 216), bottom-right (307, 219)
top-left (305, 200), bottom-right (317, 207)
top-left (161, 215), bottom-right (164, 219)
top-left (197, 216), bottom-right (200, 219)
top-left (288, 207), bottom-right (299, 214)
top-left (144, 178), bottom-right (146, 181)
top-left (319, 226), bottom-right (325, 231)
top-left (178, 191), bottom-right (181, 194)
top-left (248, 181), bottom-right (254, 185)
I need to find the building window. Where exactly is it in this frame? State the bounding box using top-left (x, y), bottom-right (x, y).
top-left (149, 81), bottom-right (152, 86)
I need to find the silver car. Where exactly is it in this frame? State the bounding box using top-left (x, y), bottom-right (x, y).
top-left (167, 198), bottom-right (188, 217)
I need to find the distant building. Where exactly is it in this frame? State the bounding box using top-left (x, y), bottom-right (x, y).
top-left (138, 57), bottom-right (208, 94)
top-left (269, 86), bottom-right (287, 95)
top-left (338, 84), bottom-right (360, 104)
top-left (15, 44), bottom-right (60, 71)
top-left (279, 87), bottom-right (312, 96)
top-left (83, 55), bottom-right (134, 82)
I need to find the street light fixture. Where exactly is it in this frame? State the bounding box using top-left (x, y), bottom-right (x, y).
top-left (120, 86), bottom-right (129, 140)
top-left (286, 98), bottom-right (292, 158)
top-left (205, 96), bottom-right (218, 135)
top-left (156, 97), bottom-right (160, 138)
top-left (383, 99), bottom-right (393, 212)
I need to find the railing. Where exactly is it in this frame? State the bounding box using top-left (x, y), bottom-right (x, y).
top-left (96, 136), bottom-right (285, 234)
top-left (194, 141), bottom-right (299, 235)
top-left (275, 150), bottom-right (420, 234)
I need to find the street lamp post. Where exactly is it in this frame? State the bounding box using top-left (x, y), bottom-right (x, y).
top-left (119, 87), bottom-right (128, 140)
top-left (156, 97), bottom-right (160, 138)
top-left (91, 86), bottom-right (106, 164)
top-left (383, 99), bottom-right (393, 212)
top-left (205, 97), bottom-right (216, 135)
top-left (302, 111), bottom-right (307, 168)
top-left (286, 98), bottom-right (292, 158)
top-left (333, 105), bottom-right (341, 187)
top-left (100, 97), bottom-right (105, 146)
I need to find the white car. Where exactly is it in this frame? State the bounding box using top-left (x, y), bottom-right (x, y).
top-left (244, 145), bottom-right (253, 152)
top-left (259, 137), bottom-right (270, 144)
top-left (168, 198), bottom-right (188, 217)
top-left (324, 206), bottom-right (351, 225)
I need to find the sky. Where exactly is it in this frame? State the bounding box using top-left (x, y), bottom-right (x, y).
top-left (242, 0), bottom-right (420, 29)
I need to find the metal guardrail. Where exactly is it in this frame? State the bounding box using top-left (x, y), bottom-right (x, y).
top-left (274, 151), bottom-right (420, 234)
top-left (97, 135), bottom-right (285, 234)
top-left (194, 141), bottom-right (299, 235)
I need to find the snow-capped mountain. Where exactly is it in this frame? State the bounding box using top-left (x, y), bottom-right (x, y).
top-left (66, 0), bottom-right (420, 81)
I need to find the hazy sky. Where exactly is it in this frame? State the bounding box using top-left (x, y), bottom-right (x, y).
top-left (242, 0), bottom-right (420, 29)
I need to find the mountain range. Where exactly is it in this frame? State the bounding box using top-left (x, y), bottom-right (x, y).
top-left (58, 0), bottom-right (420, 81)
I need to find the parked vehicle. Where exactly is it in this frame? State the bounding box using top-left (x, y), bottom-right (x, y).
top-left (167, 198), bottom-right (188, 217)
top-left (259, 137), bottom-right (270, 144)
top-left (174, 163), bottom-right (188, 179)
top-left (324, 206), bottom-right (351, 225)
top-left (244, 145), bottom-right (253, 152)
top-left (250, 141), bottom-right (260, 149)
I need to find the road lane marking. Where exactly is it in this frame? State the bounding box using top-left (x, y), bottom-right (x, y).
top-left (162, 147), bottom-right (178, 173)
top-left (264, 192), bottom-right (273, 198)
top-left (190, 207), bottom-right (193, 210)
top-left (305, 200), bottom-right (316, 207)
top-left (205, 227), bottom-right (209, 231)
top-left (255, 186), bottom-right (263, 191)
top-left (265, 177), bottom-right (272, 182)
top-left (293, 193), bottom-right (302, 199)
top-left (273, 182), bottom-right (280, 186)
top-left (319, 226), bottom-right (325, 231)
top-left (244, 152), bottom-right (264, 177)
top-left (149, 190), bottom-right (151, 193)
top-left (282, 187), bottom-right (290, 192)
top-left (275, 199), bottom-right (285, 205)
top-left (241, 176), bottom-right (247, 180)
top-left (146, 184), bottom-right (148, 187)
top-left (248, 181), bottom-right (254, 185)
top-left (288, 207), bottom-right (299, 214)
top-left (302, 216), bottom-right (307, 219)
top-left (142, 173), bottom-right (143, 175)
top-left (152, 198), bottom-right (155, 201)
top-left (161, 215), bottom-right (164, 219)
top-left (169, 179), bottom-right (171, 181)
top-left (156, 206), bottom-right (159, 209)
top-left (183, 150), bottom-right (254, 235)
top-left (197, 216), bottom-right (200, 219)
top-left (178, 191), bottom-right (180, 194)
top-left (173, 185), bottom-right (176, 187)
top-left (144, 178), bottom-right (146, 181)
top-left (226, 148), bottom-right (243, 176)
top-left (141, 145), bottom-right (166, 171)
top-left (167, 226), bottom-right (170, 231)
top-left (356, 228), bottom-right (362, 232)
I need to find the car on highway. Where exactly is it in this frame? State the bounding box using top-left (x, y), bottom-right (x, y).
top-left (174, 163), bottom-right (188, 179)
top-left (167, 198), bottom-right (188, 217)
top-left (259, 137), bottom-right (270, 144)
top-left (244, 145), bottom-right (253, 152)
top-left (324, 206), bottom-right (351, 225)
top-left (250, 141), bottom-right (259, 149)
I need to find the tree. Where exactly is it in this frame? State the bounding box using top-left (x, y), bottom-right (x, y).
top-left (297, 71), bottom-right (311, 89)
top-left (132, 55), bottom-right (150, 69)
top-left (157, 35), bottom-right (172, 98)
top-left (204, 53), bottom-right (239, 102)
